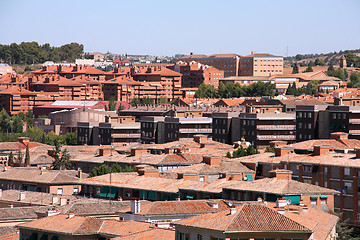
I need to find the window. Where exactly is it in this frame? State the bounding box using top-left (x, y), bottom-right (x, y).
top-left (345, 182), bottom-right (352, 194)
top-left (303, 165), bottom-right (312, 172)
top-left (344, 167), bottom-right (351, 176)
top-left (333, 113), bottom-right (337, 119)
top-left (57, 188), bottom-right (63, 195)
top-left (308, 123), bottom-right (312, 129)
top-left (298, 123), bottom-right (302, 129)
top-left (308, 112), bottom-right (312, 118)
top-left (197, 234), bottom-right (203, 240)
top-left (73, 188), bottom-right (79, 194)
top-left (199, 175), bottom-right (205, 182)
top-left (311, 197), bottom-right (317, 209)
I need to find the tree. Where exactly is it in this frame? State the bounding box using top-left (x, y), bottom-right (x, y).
top-left (303, 65), bottom-right (314, 73)
top-left (108, 98), bottom-right (116, 111)
top-left (17, 151), bottom-right (23, 166)
top-left (24, 144), bottom-right (30, 167)
top-left (158, 97), bottom-right (169, 104)
top-left (344, 53), bottom-right (357, 67)
top-left (130, 98), bottom-right (141, 107)
top-left (52, 140), bottom-right (72, 170)
top-left (8, 151), bottom-right (14, 166)
top-left (314, 58), bottom-right (326, 66)
top-left (12, 116), bottom-right (23, 133)
top-left (327, 64), bottom-right (335, 72)
top-left (226, 145), bottom-right (258, 158)
top-left (117, 104), bottom-right (125, 113)
top-left (292, 63), bottom-right (299, 74)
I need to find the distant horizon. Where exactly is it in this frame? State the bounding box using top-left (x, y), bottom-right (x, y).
top-left (1, 0), bottom-right (359, 57)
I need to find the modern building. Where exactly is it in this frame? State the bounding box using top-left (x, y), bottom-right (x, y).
top-left (231, 112), bottom-right (296, 148)
top-left (212, 112), bottom-right (240, 144)
top-left (296, 105), bottom-right (329, 141)
top-left (239, 52), bottom-right (284, 76)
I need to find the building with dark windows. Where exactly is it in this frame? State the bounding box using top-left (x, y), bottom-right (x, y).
top-left (99, 122), bottom-right (140, 145)
top-left (77, 122), bottom-right (100, 145)
top-left (295, 105), bottom-right (329, 142)
top-left (212, 112), bottom-right (240, 144)
top-left (140, 116), bottom-right (165, 144)
top-left (231, 113), bottom-right (296, 148)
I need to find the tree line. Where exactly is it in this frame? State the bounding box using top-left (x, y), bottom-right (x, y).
top-left (195, 81), bottom-right (276, 99)
top-left (0, 42), bottom-right (84, 64)
top-left (0, 109), bottom-right (76, 145)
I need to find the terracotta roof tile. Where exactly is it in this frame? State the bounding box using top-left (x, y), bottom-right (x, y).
top-left (174, 202), bottom-right (311, 233)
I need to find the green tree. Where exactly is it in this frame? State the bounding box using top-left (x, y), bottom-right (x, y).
top-left (12, 116), bottom-right (23, 133)
top-left (65, 132), bottom-right (77, 145)
top-left (117, 104), bottom-right (125, 113)
top-left (8, 151), bottom-right (14, 166)
top-left (292, 63), bottom-right (299, 74)
top-left (108, 98), bottom-right (116, 111)
top-left (52, 140), bottom-right (72, 170)
top-left (344, 53), bottom-right (357, 67)
top-left (303, 65), bottom-right (314, 73)
top-left (88, 164), bottom-right (111, 178)
top-left (158, 97), bottom-right (169, 104)
top-left (24, 144), bottom-right (30, 167)
top-left (130, 98), bottom-right (141, 107)
top-left (17, 151), bottom-right (23, 166)
top-left (314, 58), bottom-right (326, 66)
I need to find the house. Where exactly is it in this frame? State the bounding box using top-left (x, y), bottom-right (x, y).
top-left (0, 167), bottom-right (87, 195)
top-left (18, 214), bottom-right (174, 240)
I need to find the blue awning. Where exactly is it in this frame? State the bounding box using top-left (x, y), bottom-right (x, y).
top-left (310, 195), bottom-right (318, 200)
top-left (320, 195), bottom-right (328, 199)
top-left (246, 174), bottom-right (253, 181)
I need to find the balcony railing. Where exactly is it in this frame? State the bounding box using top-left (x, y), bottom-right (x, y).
top-left (257, 125), bottom-right (296, 130)
top-left (257, 135), bottom-right (295, 140)
top-left (349, 119), bottom-right (360, 124)
top-left (112, 133), bottom-right (141, 138)
top-left (179, 128), bottom-right (212, 133)
top-left (349, 130), bottom-right (360, 135)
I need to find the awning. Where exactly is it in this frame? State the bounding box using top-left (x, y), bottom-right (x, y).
top-left (246, 174), bottom-right (253, 181)
top-left (310, 195), bottom-right (318, 200)
top-left (320, 195), bottom-right (328, 199)
top-left (99, 186), bottom-right (109, 198)
top-left (282, 195), bottom-right (301, 205)
top-left (186, 194), bottom-right (195, 199)
top-left (107, 187), bottom-right (117, 199)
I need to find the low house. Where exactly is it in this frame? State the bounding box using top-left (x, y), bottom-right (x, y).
top-left (0, 167), bottom-right (87, 195)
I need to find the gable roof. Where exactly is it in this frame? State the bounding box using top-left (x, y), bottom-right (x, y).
top-left (174, 202), bottom-right (311, 233)
top-left (224, 177), bottom-right (338, 195)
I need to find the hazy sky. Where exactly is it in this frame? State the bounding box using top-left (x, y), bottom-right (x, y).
top-left (1, 0), bottom-right (359, 56)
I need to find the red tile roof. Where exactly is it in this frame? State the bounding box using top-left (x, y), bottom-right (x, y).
top-left (174, 202), bottom-right (311, 233)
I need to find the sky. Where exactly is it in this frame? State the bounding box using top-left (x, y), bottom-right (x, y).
top-left (0, 0), bottom-right (359, 57)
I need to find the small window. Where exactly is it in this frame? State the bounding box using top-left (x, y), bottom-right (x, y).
top-left (57, 188), bottom-right (63, 195)
top-left (344, 167), bottom-right (351, 176)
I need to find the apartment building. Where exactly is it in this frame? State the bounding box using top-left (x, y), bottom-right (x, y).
top-left (131, 66), bottom-right (182, 101)
top-left (240, 52), bottom-right (284, 76)
top-left (102, 75), bottom-right (139, 102)
top-left (99, 121), bottom-right (140, 145)
top-left (164, 117), bottom-right (212, 142)
top-left (140, 116), bottom-right (165, 144)
top-left (212, 112), bottom-right (240, 144)
top-left (0, 86), bottom-right (37, 115)
top-left (231, 112), bottom-right (296, 148)
top-left (179, 53), bottom-right (241, 77)
top-left (296, 105), bottom-right (330, 141)
top-left (172, 61), bottom-right (224, 88)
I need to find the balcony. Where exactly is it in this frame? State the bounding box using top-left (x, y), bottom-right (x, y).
top-left (349, 130), bottom-right (360, 135)
top-left (179, 128), bottom-right (212, 134)
top-left (349, 119), bottom-right (360, 124)
top-left (112, 133), bottom-right (141, 138)
top-left (257, 125), bottom-right (296, 130)
top-left (257, 135), bottom-right (295, 140)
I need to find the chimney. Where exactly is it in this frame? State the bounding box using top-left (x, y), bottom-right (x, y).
top-left (77, 168), bottom-right (82, 179)
top-left (47, 209), bottom-right (60, 217)
top-left (270, 169), bottom-right (293, 180)
top-left (52, 195), bottom-right (59, 205)
top-left (302, 206), bottom-right (309, 213)
top-left (274, 147), bottom-right (294, 157)
top-left (277, 207), bottom-right (285, 215)
top-left (203, 156), bottom-right (220, 166)
top-left (67, 211), bottom-right (75, 219)
top-left (131, 199), bottom-right (141, 213)
top-left (60, 197), bottom-right (67, 206)
top-left (19, 191), bottom-right (26, 201)
top-left (18, 137), bottom-right (30, 145)
top-left (331, 132), bottom-right (349, 140)
top-left (229, 206), bottom-right (237, 215)
top-left (313, 146), bottom-right (331, 156)
top-left (356, 148), bottom-right (360, 158)
top-left (131, 148), bottom-right (147, 157)
top-left (193, 135), bottom-right (207, 144)
top-left (276, 198), bottom-right (288, 208)
top-left (99, 148), bottom-right (112, 156)
top-left (251, 51), bottom-right (256, 55)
